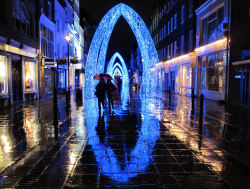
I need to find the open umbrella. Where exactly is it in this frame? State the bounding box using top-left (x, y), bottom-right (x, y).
top-left (93, 73), bottom-right (113, 80)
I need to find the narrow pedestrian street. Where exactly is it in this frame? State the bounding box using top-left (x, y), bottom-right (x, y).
top-left (0, 89), bottom-right (249, 188)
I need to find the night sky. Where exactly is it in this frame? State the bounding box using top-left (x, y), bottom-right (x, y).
top-left (80, 0), bottom-right (160, 62)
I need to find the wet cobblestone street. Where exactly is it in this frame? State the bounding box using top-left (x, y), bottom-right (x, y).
top-left (0, 91), bottom-right (249, 188)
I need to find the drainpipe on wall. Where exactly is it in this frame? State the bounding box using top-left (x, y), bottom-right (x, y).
top-left (225, 0), bottom-right (231, 103)
top-left (38, 52), bottom-right (42, 97)
top-left (192, 0), bottom-right (197, 98)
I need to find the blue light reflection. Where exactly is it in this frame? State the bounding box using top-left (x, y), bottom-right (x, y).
top-left (84, 96), bottom-right (162, 183)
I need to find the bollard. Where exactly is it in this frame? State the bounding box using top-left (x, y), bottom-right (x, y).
top-left (191, 88), bottom-right (195, 114)
top-left (53, 93), bottom-right (59, 142)
top-left (199, 94), bottom-right (204, 125)
top-left (66, 90), bottom-right (71, 117)
top-left (198, 94), bottom-right (204, 149)
top-left (169, 86), bottom-right (171, 103)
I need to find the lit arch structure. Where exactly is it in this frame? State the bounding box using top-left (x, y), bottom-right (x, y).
top-left (112, 66), bottom-right (122, 77)
top-left (85, 3), bottom-right (161, 98)
top-left (107, 52), bottom-right (129, 86)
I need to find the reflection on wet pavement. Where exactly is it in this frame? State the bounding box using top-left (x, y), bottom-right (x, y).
top-left (0, 90), bottom-right (249, 188)
top-left (65, 93), bottom-right (229, 189)
top-left (0, 96), bottom-right (87, 188)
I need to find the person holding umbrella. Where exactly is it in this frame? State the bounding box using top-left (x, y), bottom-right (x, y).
top-left (106, 79), bottom-right (116, 110)
top-left (95, 77), bottom-right (107, 113)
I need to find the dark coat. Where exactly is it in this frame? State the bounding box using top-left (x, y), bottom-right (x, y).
top-left (107, 82), bottom-right (116, 96)
top-left (95, 82), bottom-right (106, 98)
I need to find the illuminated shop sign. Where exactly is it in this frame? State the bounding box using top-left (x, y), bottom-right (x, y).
top-left (42, 58), bottom-right (56, 67)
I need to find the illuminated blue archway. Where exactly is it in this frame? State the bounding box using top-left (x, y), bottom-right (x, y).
top-left (85, 3), bottom-right (161, 98)
top-left (112, 66), bottom-right (123, 77)
top-left (107, 52), bottom-right (129, 86)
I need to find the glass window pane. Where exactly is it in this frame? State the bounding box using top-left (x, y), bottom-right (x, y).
top-left (208, 19), bottom-right (217, 43)
top-left (0, 56), bottom-right (7, 94)
top-left (208, 54), bottom-right (216, 67)
top-left (206, 67), bottom-right (223, 92)
top-left (25, 62), bottom-right (36, 91)
top-left (201, 18), bottom-right (208, 45)
top-left (217, 7), bottom-right (224, 39)
top-left (216, 51), bottom-right (225, 66)
top-left (208, 12), bottom-right (216, 21)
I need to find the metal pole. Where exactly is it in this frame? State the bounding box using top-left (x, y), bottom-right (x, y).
top-left (199, 94), bottom-right (204, 125)
top-left (225, 0), bottom-right (231, 103)
top-left (68, 42), bottom-right (70, 95)
top-left (191, 88), bottom-right (195, 114)
top-left (169, 86), bottom-right (171, 104)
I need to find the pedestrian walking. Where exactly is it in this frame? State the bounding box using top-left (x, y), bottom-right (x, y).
top-left (117, 77), bottom-right (122, 94)
top-left (106, 79), bottom-right (116, 110)
top-left (95, 77), bottom-right (106, 112)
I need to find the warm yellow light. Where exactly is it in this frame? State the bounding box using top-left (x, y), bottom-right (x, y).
top-left (65, 34), bottom-right (72, 42)
top-left (0, 62), bottom-right (6, 78)
top-left (164, 54), bottom-right (190, 65)
top-left (195, 38), bottom-right (227, 53)
top-left (1, 135), bottom-right (11, 153)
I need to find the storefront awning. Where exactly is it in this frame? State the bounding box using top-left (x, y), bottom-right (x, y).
top-left (232, 59), bottom-right (250, 66)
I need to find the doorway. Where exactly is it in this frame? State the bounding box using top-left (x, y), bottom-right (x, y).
top-left (12, 59), bottom-right (23, 102)
top-left (75, 70), bottom-right (80, 89)
top-left (170, 72), bottom-right (175, 92)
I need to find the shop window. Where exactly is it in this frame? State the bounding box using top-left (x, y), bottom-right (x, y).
top-left (13, 0), bottom-right (31, 36)
top-left (25, 62), bottom-right (36, 92)
top-left (0, 56), bottom-right (7, 94)
top-left (200, 7), bottom-right (225, 45)
top-left (201, 68), bottom-right (206, 90)
top-left (198, 51), bottom-right (225, 92)
top-left (207, 54), bottom-right (216, 67)
top-left (206, 67), bottom-right (223, 92)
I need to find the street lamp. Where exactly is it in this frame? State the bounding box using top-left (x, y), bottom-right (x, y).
top-left (65, 33), bottom-right (72, 102)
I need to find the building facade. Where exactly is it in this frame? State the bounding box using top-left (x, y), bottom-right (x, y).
top-left (149, 0), bottom-right (196, 96)
top-left (228, 0), bottom-right (250, 106)
top-left (40, 0), bottom-right (84, 96)
top-left (150, 0), bottom-right (232, 101)
top-left (195, 0), bottom-right (230, 101)
top-left (0, 0), bottom-right (39, 106)
top-left (0, 0), bottom-right (84, 107)
top-left (39, 0), bottom-right (56, 97)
